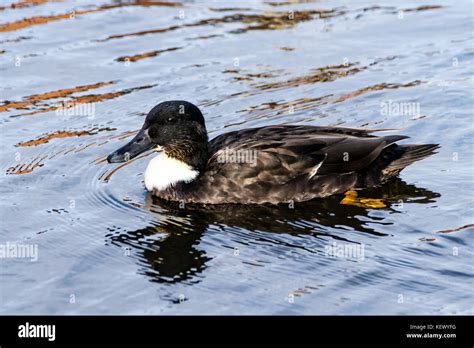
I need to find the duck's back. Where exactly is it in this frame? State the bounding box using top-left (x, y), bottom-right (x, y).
top-left (159, 125), bottom-right (437, 204)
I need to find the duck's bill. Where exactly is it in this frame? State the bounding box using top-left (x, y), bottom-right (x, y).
top-left (107, 129), bottom-right (154, 163)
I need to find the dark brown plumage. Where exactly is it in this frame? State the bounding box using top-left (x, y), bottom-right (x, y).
top-left (157, 125), bottom-right (438, 204)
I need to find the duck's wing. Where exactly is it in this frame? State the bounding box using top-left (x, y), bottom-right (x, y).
top-left (208, 125), bottom-right (407, 181)
top-left (210, 125), bottom-right (392, 149)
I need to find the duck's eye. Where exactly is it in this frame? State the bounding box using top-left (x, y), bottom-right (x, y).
top-left (166, 117), bottom-right (174, 123)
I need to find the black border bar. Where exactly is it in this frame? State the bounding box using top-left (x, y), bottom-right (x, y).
top-left (0, 315), bottom-right (472, 346)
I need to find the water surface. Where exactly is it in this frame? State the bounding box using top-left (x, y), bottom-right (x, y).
top-left (0, 0), bottom-right (473, 314)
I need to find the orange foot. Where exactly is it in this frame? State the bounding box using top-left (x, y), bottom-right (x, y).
top-left (340, 190), bottom-right (387, 208)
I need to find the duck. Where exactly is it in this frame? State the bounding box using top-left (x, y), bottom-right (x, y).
top-left (107, 100), bottom-right (439, 205)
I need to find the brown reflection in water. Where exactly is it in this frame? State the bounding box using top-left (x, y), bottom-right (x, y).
top-left (0, 8), bottom-right (106, 33)
top-left (401, 5), bottom-right (443, 13)
top-left (0, 1), bottom-right (181, 32)
top-left (27, 81), bottom-right (115, 102)
top-left (5, 127), bottom-right (141, 178)
top-left (0, 81), bottom-right (114, 113)
top-left (6, 127), bottom-right (135, 175)
top-left (437, 224), bottom-right (474, 234)
top-left (332, 81), bottom-right (423, 103)
top-left (16, 130), bottom-right (90, 147)
top-left (229, 10), bottom-right (339, 33)
top-left (230, 63), bottom-right (361, 99)
top-left (93, 3), bottom-right (445, 46)
top-left (102, 26), bottom-right (180, 41)
top-left (209, 8), bottom-right (253, 12)
top-left (9, 84), bottom-right (155, 117)
top-left (223, 68), bottom-right (284, 82)
top-left (0, 0), bottom-right (62, 11)
top-left (358, 5), bottom-right (396, 12)
top-left (119, 0), bottom-right (182, 7)
top-left (239, 79), bottom-right (423, 120)
top-left (265, 1), bottom-right (319, 7)
top-left (239, 95), bottom-right (332, 120)
top-left (101, 9), bottom-right (342, 41)
top-left (353, 4), bottom-right (443, 20)
top-left (67, 85), bottom-right (154, 104)
top-left (255, 63), bottom-right (361, 91)
top-left (6, 155), bottom-right (47, 175)
top-left (15, 127), bottom-right (114, 147)
top-left (116, 47), bottom-right (181, 62)
top-left (186, 34), bottom-right (223, 41)
top-left (1, 2), bottom-right (443, 35)
top-left (106, 179), bottom-right (440, 283)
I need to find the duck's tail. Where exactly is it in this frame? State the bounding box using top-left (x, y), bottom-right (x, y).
top-left (361, 142), bottom-right (439, 186)
top-left (382, 143), bottom-right (440, 177)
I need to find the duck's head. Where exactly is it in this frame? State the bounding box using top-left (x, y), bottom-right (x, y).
top-left (107, 100), bottom-right (209, 171)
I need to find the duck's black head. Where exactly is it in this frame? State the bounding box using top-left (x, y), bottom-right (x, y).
top-left (107, 101), bottom-right (209, 171)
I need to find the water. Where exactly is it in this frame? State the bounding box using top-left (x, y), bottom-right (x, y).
top-left (0, 0), bottom-right (473, 314)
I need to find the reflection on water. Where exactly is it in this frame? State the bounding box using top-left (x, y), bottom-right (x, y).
top-left (0, 0), bottom-right (472, 314)
top-left (107, 179), bottom-right (440, 283)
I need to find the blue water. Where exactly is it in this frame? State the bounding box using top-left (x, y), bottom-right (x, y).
top-left (0, 0), bottom-right (473, 314)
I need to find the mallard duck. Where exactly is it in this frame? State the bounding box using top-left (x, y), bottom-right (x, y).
top-left (107, 101), bottom-right (438, 204)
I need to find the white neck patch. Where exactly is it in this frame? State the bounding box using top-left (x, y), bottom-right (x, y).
top-left (144, 152), bottom-right (199, 192)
